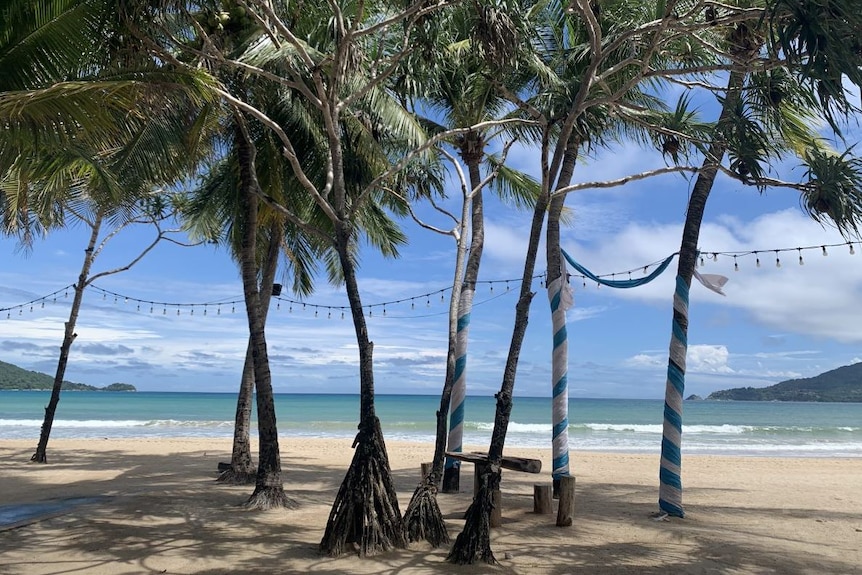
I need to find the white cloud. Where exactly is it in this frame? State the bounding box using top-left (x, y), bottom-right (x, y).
top-left (686, 344), bottom-right (734, 374)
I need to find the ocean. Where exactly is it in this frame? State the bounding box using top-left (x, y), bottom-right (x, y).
top-left (1, 391), bottom-right (860, 457)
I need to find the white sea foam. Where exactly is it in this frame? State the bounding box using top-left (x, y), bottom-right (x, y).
top-left (0, 418), bottom-right (232, 428)
top-left (468, 421), bottom-right (759, 435)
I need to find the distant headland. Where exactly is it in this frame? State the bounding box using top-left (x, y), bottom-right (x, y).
top-left (705, 362), bottom-right (862, 402)
top-left (0, 360), bottom-right (136, 392)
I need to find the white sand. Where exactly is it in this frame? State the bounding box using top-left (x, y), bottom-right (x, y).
top-left (1, 438), bottom-right (860, 574)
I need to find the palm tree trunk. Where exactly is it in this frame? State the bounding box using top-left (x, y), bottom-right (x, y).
top-left (319, 220), bottom-right (406, 557)
top-left (658, 67), bottom-right (746, 517)
top-left (234, 120), bottom-right (290, 510)
top-left (449, 133), bottom-right (578, 564)
top-left (31, 211), bottom-right (103, 463)
top-left (545, 141), bottom-right (580, 495)
top-left (448, 181), bottom-right (554, 564)
top-left (404, 151), bottom-right (477, 546)
top-left (220, 223), bottom-right (281, 484)
top-left (443, 153), bottom-right (486, 493)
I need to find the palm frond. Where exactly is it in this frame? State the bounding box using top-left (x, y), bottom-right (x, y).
top-left (800, 146), bottom-right (862, 238)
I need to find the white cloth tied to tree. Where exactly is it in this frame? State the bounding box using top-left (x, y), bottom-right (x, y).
top-left (692, 270), bottom-right (729, 296)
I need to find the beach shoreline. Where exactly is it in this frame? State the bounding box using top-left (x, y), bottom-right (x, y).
top-left (1, 437), bottom-right (860, 574)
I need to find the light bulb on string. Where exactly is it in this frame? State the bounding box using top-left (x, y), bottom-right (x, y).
top-left (29, 306), bottom-right (33, 312)
top-left (822, 245), bottom-right (828, 256)
top-left (850, 242), bottom-right (856, 255)
top-left (103, 293), bottom-right (107, 300)
top-left (136, 304), bottom-right (140, 312)
top-left (124, 297), bottom-right (128, 304)
top-left (150, 305), bottom-right (154, 313)
top-left (341, 311), bottom-right (345, 320)
top-left (490, 283), bottom-right (494, 293)
top-left (411, 299), bottom-right (415, 309)
top-left (733, 256), bottom-right (739, 271)
top-left (383, 306), bottom-right (387, 316)
top-left (41, 301), bottom-right (45, 308)
top-left (506, 281), bottom-right (510, 292)
top-left (755, 252), bottom-right (761, 268)
top-left (176, 308), bottom-right (180, 316)
top-left (190, 307), bottom-right (194, 316)
top-left (327, 311), bottom-right (331, 319)
top-left (441, 292), bottom-right (445, 302)
top-left (289, 305), bottom-right (293, 313)
top-left (18, 309), bottom-right (22, 315)
top-left (277, 302), bottom-right (280, 311)
top-left (113, 296), bottom-right (118, 304)
top-left (798, 249), bottom-right (804, 265)
top-left (231, 305), bottom-right (235, 313)
top-left (699, 255), bottom-right (705, 267)
top-left (203, 306), bottom-right (207, 316)
top-left (217, 306), bottom-right (221, 315)
top-left (314, 309), bottom-right (318, 317)
top-left (775, 250), bottom-right (781, 268)
top-left (712, 253), bottom-right (718, 261)
top-left (163, 307), bottom-right (167, 315)
top-left (426, 297), bottom-right (430, 307)
top-left (64, 290), bottom-right (68, 298)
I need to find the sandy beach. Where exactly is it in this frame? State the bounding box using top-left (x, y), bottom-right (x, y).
top-left (1, 437), bottom-right (860, 574)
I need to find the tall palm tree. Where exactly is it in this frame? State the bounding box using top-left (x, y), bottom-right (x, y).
top-left (401, 5), bottom-right (540, 545)
top-left (0, 0), bottom-right (219, 463)
top-left (447, 0), bottom-right (707, 562)
top-left (182, 0), bottom-right (446, 554)
top-left (657, 1), bottom-right (862, 518)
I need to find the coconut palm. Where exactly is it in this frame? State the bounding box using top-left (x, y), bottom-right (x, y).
top-left (177, 0), bottom-right (453, 554)
top-left (399, 5), bottom-right (541, 546)
top-left (656, 1), bottom-right (862, 518)
top-left (447, 0), bottom-right (714, 562)
top-left (0, 0), bottom-right (219, 463)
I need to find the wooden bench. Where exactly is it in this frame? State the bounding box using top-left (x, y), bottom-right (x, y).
top-left (444, 451), bottom-right (542, 526)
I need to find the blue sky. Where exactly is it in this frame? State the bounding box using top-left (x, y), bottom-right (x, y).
top-left (2, 105), bottom-right (862, 399)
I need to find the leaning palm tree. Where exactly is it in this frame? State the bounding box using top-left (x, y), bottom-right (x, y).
top-left (182, 137), bottom-right (319, 485)
top-left (447, 0), bottom-right (710, 562)
top-left (0, 0), bottom-right (219, 463)
top-left (655, 1), bottom-right (862, 518)
top-left (190, 1), bottom-right (442, 554)
top-left (401, 5), bottom-right (540, 546)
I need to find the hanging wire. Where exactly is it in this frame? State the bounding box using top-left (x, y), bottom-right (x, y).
top-left (5, 241), bottom-right (861, 319)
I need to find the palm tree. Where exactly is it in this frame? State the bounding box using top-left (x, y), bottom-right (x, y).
top-left (657, 1), bottom-right (862, 518)
top-left (0, 0), bottom-right (219, 463)
top-left (400, 5), bottom-right (540, 545)
top-left (447, 0), bottom-right (706, 562)
top-left (183, 0), bottom-right (448, 554)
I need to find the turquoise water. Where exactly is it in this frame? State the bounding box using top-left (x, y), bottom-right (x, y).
top-left (1, 391), bottom-right (860, 456)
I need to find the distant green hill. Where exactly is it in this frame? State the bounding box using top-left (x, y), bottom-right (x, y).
top-left (707, 362), bottom-right (862, 402)
top-left (0, 360), bottom-right (136, 392)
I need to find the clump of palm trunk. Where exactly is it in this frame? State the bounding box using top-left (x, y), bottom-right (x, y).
top-left (446, 459), bottom-right (501, 565)
top-left (403, 384), bottom-right (454, 547)
top-left (320, 415), bottom-right (405, 556)
top-left (403, 475), bottom-right (449, 547)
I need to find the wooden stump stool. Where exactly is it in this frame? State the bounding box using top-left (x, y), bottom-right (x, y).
top-left (533, 483), bottom-right (553, 514)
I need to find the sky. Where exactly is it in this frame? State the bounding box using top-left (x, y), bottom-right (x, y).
top-left (3, 102), bottom-right (862, 399)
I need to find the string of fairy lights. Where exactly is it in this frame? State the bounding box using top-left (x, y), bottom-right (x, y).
top-left (2, 240), bottom-right (859, 320)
